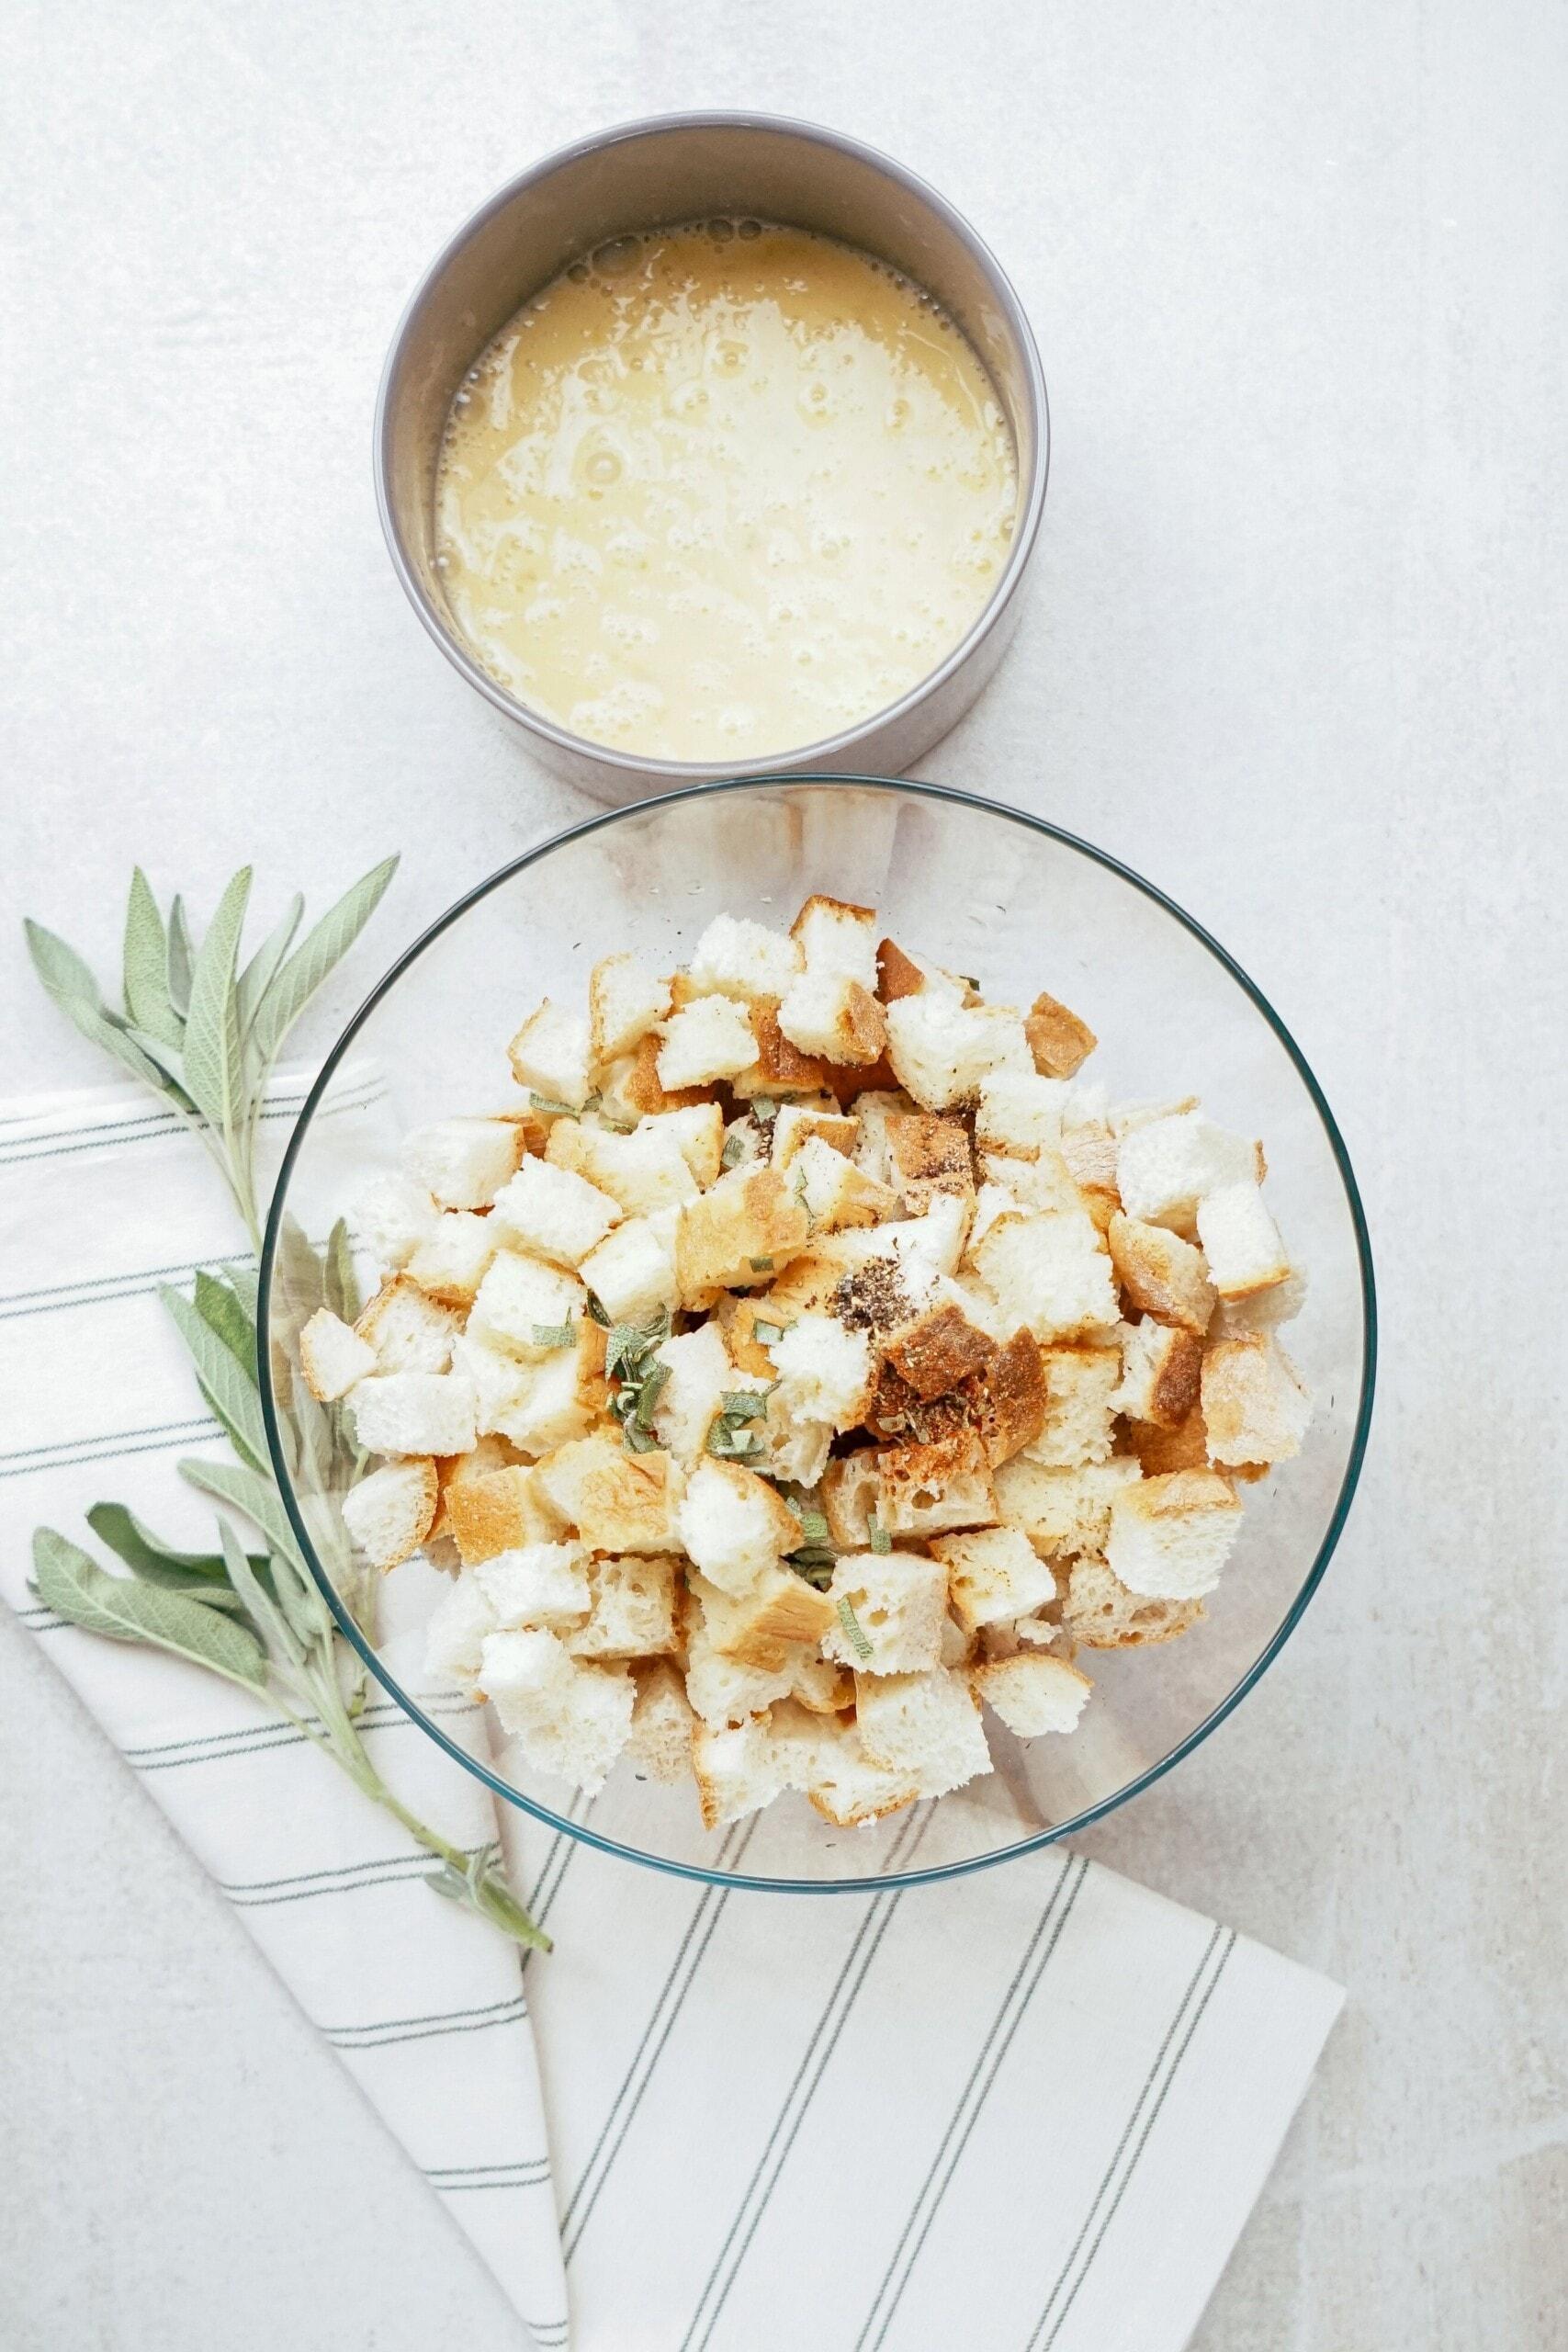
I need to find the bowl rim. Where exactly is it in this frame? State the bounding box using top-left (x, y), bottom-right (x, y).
top-left (259, 775), bottom-right (1378, 1896)
top-left (374, 108), bottom-right (1050, 785)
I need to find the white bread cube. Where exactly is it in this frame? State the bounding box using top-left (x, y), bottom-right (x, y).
top-left (756, 1396), bottom-right (835, 1490)
top-left (853, 1667), bottom-right (990, 1795)
top-left (446, 1462), bottom-right (566, 1563)
top-left (975, 1069), bottom-right (1069, 1159)
top-left (565, 1555), bottom-right (680, 1660)
top-left (535, 1431), bottom-right (683, 1554)
top-left (768, 1312), bottom-right (873, 1430)
top-left (1021, 1346), bottom-right (1122, 1467)
top-left (649, 1103), bottom-right (726, 1189)
top-left (300, 1308), bottom-right (377, 1403)
top-left (683, 1614), bottom-right (795, 1728)
top-left (821, 1450), bottom-right (880, 1550)
top-left (1112, 1320), bottom-right (1204, 1429)
top-left (589, 953), bottom-right (671, 1064)
top-left (400, 1117), bottom-right (523, 1210)
top-left (720, 1115), bottom-right (765, 1174)
top-left (479, 1625), bottom-right (572, 1699)
top-left (1110, 1095), bottom-right (1201, 1138)
top-left (405, 1211), bottom-right (500, 1306)
top-left (885, 991), bottom-right (1032, 1111)
top-left (773, 1103), bottom-right (860, 1169)
top-left (972, 1651), bottom-right (1091, 1736)
top-left (973, 1209), bottom-right (1119, 1341)
top-left (649, 1320), bottom-right (734, 1465)
top-left (822, 1551), bottom-right (948, 1674)
top-left (792, 1136), bottom-right (900, 1232)
top-left (350, 1371), bottom-right (478, 1459)
top-left (547, 1117), bottom-right (697, 1217)
top-left (979, 1148), bottom-right (1085, 1217)
top-left (687, 912), bottom-right (802, 1003)
top-left (801, 1714), bottom-right (920, 1826)
top-left (931, 1525), bottom-right (1058, 1634)
top-left (340, 1456), bottom-right (438, 1570)
top-left (1063, 1554), bottom-right (1204, 1648)
top-left (677, 1456), bottom-right (803, 1597)
top-left (490, 1157), bottom-right (620, 1267)
top-left (508, 999), bottom-right (593, 1110)
top-left (1215, 1265), bottom-right (1308, 1339)
top-left (468, 1250), bottom-right (585, 1358)
top-left (994, 1454), bottom-right (1142, 1556)
top-left (791, 894), bottom-right (880, 988)
top-left (1116, 1113), bottom-right (1258, 1226)
top-left (850, 1089), bottom-right (916, 1185)
top-left (692, 1715), bottom-right (790, 1826)
top-left (777, 969), bottom-right (887, 1067)
top-left (1106, 1469), bottom-right (1242, 1599)
top-left (626, 1658), bottom-right (696, 1781)
top-left (423, 1571), bottom-right (498, 1687)
top-left (789, 1653), bottom-right (853, 1714)
top-left (579, 1208), bottom-right (680, 1325)
top-left (349, 1171), bottom-right (440, 1272)
top-left (694, 1566), bottom-right (836, 1667)
top-left (1106, 1214), bottom-right (1216, 1334)
top-left (875, 1442), bottom-right (999, 1539)
top-left (355, 1275), bottom-right (462, 1374)
top-left (496, 1654), bottom-right (634, 1793)
top-left (475, 1541), bottom-right (592, 1629)
top-left (656, 994), bottom-right (756, 1089)
top-left (448, 1331), bottom-right (532, 1438)
top-left (877, 1192), bottom-right (968, 1279)
top-left (491, 1339), bottom-right (603, 1456)
top-left (967, 1182), bottom-right (1025, 1258)
top-left (1201, 1334), bottom-right (1312, 1465)
top-left (675, 1164), bottom-right (810, 1298)
top-left (1194, 1182), bottom-right (1292, 1300)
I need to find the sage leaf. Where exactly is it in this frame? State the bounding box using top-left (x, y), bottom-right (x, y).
top-left (223, 1260), bottom-right (261, 1323)
top-left (272, 1214), bottom-right (328, 1324)
top-left (236, 890), bottom-right (303, 1043)
top-left (249, 856), bottom-right (398, 1068)
top-left (216, 1518), bottom-right (306, 1670)
top-left (123, 868), bottom-right (183, 1047)
top-left (322, 1217), bottom-right (360, 1325)
top-left (192, 1268), bottom-right (258, 1376)
top-left (162, 1284), bottom-right (268, 1469)
top-left (31, 1527), bottom-right (268, 1689)
top-left (165, 895), bottom-right (195, 1018)
top-left (180, 1456), bottom-right (307, 1573)
top-left (24, 921), bottom-right (168, 1092)
top-left (836, 1593), bottom-right (874, 1662)
top-left (86, 1500), bottom-right (262, 1608)
top-left (122, 1024), bottom-right (192, 1098)
top-left (181, 866), bottom-right (252, 1136)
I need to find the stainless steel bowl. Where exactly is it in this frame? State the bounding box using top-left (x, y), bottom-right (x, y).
top-left (375, 112), bottom-right (1048, 805)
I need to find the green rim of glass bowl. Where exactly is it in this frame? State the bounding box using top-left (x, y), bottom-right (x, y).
top-left (259, 775), bottom-right (1378, 1896)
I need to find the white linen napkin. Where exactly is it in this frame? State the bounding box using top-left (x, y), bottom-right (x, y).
top-left (0, 1065), bottom-right (1344, 2352)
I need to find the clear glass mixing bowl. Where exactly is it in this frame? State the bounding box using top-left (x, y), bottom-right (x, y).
top-left (258, 777), bottom-right (1375, 1894)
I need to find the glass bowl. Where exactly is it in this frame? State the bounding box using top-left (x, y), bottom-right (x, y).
top-left (259, 777), bottom-right (1375, 1894)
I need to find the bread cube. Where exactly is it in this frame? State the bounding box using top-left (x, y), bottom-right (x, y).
top-left (972, 1651), bottom-right (1091, 1736)
top-left (675, 1165), bottom-right (810, 1297)
top-left (350, 1371), bottom-right (478, 1459)
top-left (1008, 1346), bottom-right (1117, 1471)
top-left (885, 991), bottom-right (1032, 1111)
top-left (821, 1450), bottom-right (880, 1550)
top-left (1063, 1554), bottom-right (1204, 1647)
top-left (1201, 1334), bottom-right (1312, 1465)
top-left (1116, 1112), bottom-right (1258, 1226)
top-left (490, 1156), bottom-right (621, 1267)
top-left (507, 999), bottom-right (593, 1111)
top-left (850, 1090), bottom-right (914, 1185)
top-left (879, 1192), bottom-right (969, 1279)
top-left (729, 999), bottom-right (836, 1099)
top-left (475, 1541), bottom-right (592, 1629)
top-left (791, 894), bottom-right (880, 988)
top-left (547, 1117), bottom-right (698, 1217)
top-left (1060, 1113), bottom-right (1121, 1230)
top-left (784, 1136), bottom-right (891, 1236)
top-left (875, 936), bottom-right (965, 1006)
top-left (649, 1320), bottom-right (734, 1465)
top-left (400, 1117), bottom-right (523, 1211)
top-left (589, 953), bottom-right (671, 1065)
top-left (1107, 1214), bottom-right (1216, 1334)
top-left (1113, 1320), bottom-right (1204, 1429)
top-left (683, 1613), bottom-right (795, 1728)
top-left (853, 1668), bottom-right (991, 1794)
top-left (931, 1524), bottom-right (1058, 1634)
top-left (468, 1250), bottom-right (585, 1357)
top-left (769, 1312), bottom-right (873, 1430)
top-left (789, 1654), bottom-right (853, 1714)
top-left (883, 1296), bottom-right (997, 1400)
top-left (649, 1102), bottom-right (726, 1188)
top-left (687, 912), bottom-right (802, 1002)
top-left (975, 1069), bottom-right (1069, 1159)
top-left (610, 1031), bottom-right (718, 1118)
top-left (349, 1171), bottom-right (440, 1272)
top-left (423, 1571), bottom-right (498, 1687)
top-left (692, 1715), bottom-right (791, 1826)
top-left (1024, 990), bottom-right (1098, 1080)
top-left (803, 1714), bottom-right (920, 1826)
top-left (1125, 1403), bottom-right (1213, 1476)
top-left (495, 1652), bottom-right (635, 1793)
top-left (656, 994), bottom-right (757, 1090)
top-left (355, 1275), bottom-right (462, 1374)
top-left (1106, 1469), bottom-right (1242, 1599)
top-left (564, 1555), bottom-right (680, 1660)
top-left (973, 1208), bottom-right (1119, 1341)
top-left (694, 1566), bottom-right (836, 1668)
top-left (884, 1112), bottom-right (974, 1216)
top-left (994, 1453), bottom-right (1142, 1556)
top-left (446, 1463), bottom-right (566, 1564)
top-left (1195, 1182), bottom-right (1292, 1301)
top-left (1214, 1265), bottom-right (1307, 1339)
top-left (876, 1438), bottom-right (999, 1538)
top-left (778, 970), bottom-right (887, 1067)
top-left (445, 1332), bottom-right (528, 1438)
top-left (755, 1396), bottom-right (834, 1490)
top-left (821, 1551), bottom-right (949, 1674)
top-left (535, 1431), bottom-right (682, 1554)
top-left (677, 1456), bottom-right (802, 1597)
top-left (772, 1102), bottom-right (860, 1169)
top-left (578, 1208), bottom-right (679, 1326)
top-left (978, 1147), bottom-right (1085, 1217)
top-left (300, 1307), bottom-right (377, 1404)
top-left (970, 1329), bottom-right (1052, 1465)
top-left (399, 1210), bottom-right (497, 1307)
top-left (491, 1339), bottom-right (604, 1455)
top-left (626, 1658), bottom-right (696, 1782)
top-left (341, 1456), bottom-right (438, 1570)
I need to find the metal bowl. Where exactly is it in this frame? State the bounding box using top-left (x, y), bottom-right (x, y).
top-left (375, 112), bottom-right (1048, 804)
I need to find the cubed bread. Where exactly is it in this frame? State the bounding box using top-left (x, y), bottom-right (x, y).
top-left (300, 1307), bottom-right (378, 1403)
top-left (1059, 1112), bottom-right (1121, 1230)
top-left (507, 999), bottom-right (593, 1111)
top-left (490, 1334), bottom-right (605, 1455)
top-left (579, 1206), bottom-right (681, 1326)
top-left (772, 1102), bottom-right (860, 1169)
top-left (350, 1371), bottom-right (478, 1458)
top-left (683, 1612), bottom-right (795, 1727)
top-left (789, 1654), bottom-right (853, 1714)
top-left (821, 1449), bottom-right (881, 1549)
top-left (850, 1089), bottom-right (915, 1185)
top-left (729, 999), bottom-right (836, 1098)
top-left (449, 1330), bottom-right (532, 1436)
top-left (885, 990), bottom-right (1032, 1111)
top-left (994, 1453), bottom-right (1142, 1556)
top-left (1116, 1112), bottom-right (1258, 1226)
top-left (491, 1156), bottom-right (621, 1267)
top-left (687, 912), bottom-right (802, 1002)
top-left (656, 994), bottom-right (758, 1090)
top-left (614, 1031), bottom-right (719, 1118)
top-left (341, 1456), bottom-right (438, 1570)
top-left (1024, 991), bottom-right (1098, 1080)
top-left (822, 1550), bottom-right (949, 1673)
top-left (626, 1658), bottom-right (696, 1782)
top-left (971, 1328), bottom-right (1052, 1464)
top-left (423, 1571), bottom-right (498, 1686)
top-left (349, 1171), bottom-right (440, 1272)
top-left (589, 953), bottom-right (672, 1064)
top-left (1021, 1345), bottom-right (1121, 1467)
top-left (564, 1555), bottom-right (680, 1658)
top-left (475, 1540), bottom-right (592, 1628)
top-left (791, 1136), bottom-right (901, 1231)
top-left (429, 1431), bottom-right (521, 1541)
top-left (885, 1112), bottom-right (974, 1216)
top-left (400, 1117), bottom-right (524, 1211)
top-left (712, 1293), bottom-right (784, 1379)
top-left (1113, 1319), bottom-right (1204, 1428)
top-left (875, 937), bottom-right (964, 1005)
top-left (972, 1651), bottom-right (1091, 1735)
top-left (650, 1102), bottom-right (726, 1189)
top-left (355, 1274), bottom-right (463, 1374)
top-left (405, 1211), bottom-right (501, 1306)
top-left (975, 1069), bottom-right (1069, 1158)
top-left (1106, 1468), bottom-right (1242, 1599)
top-left (1214, 1265), bottom-right (1308, 1339)
top-left (467, 1250), bottom-right (585, 1357)
top-left (1201, 1334), bottom-right (1312, 1465)
top-left (649, 1320), bottom-right (734, 1465)
top-left (535, 1430), bottom-right (682, 1553)
top-left (979, 1147), bottom-right (1085, 1217)
top-left (768, 1312), bottom-right (874, 1430)
top-left (1063, 1554), bottom-right (1204, 1648)
top-left (778, 970), bottom-right (887, 1067)
top-left (754, 1392), bottom-right (834, 1490)
top-left (931, 1524), bottom-right (1058, 1634)
top-left (693, 1715), bottom-right (791, 1826)
top-left (677, 1456), bottom-right (803, 1597)
top-left (800, 1713), bottom-right (919, 1826)
top-left (973, 1208), bottom-right (1120, 1341)
top-left (547, 1117), bottom-right (697, 1217)
top-left (1126, 1403), bottom-right (1213, 1476)
top-left (876, 1437), bottom-right (999, 1537)
top-left (791, 893), bottom-right (880, 988)
top-left (1194, 1182), bottom-right (1292, 1301)
top-left (853, 1667), bottom-right (991, 1794)
top-left (675, 1164), bottom-right (810, 1297)
top-left (695, 1565), bottom-right (836, 1667)
top-left (1107, 1214), bottom-right (1216, 1334)
top-left (446, 1462), bottom-right (567, 1564)
top-left (495, 1653), bottom-right (635, 1793)
top-left (882, 1297), bottom-right (997, 1400)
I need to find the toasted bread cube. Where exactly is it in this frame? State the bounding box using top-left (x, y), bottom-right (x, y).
top-left (853, 1667), bottom-right (990, 1794)
top-left (350, 1370), bottom-right (477, 1458)
top-left (300, 1307), bottom-right (378, 1404)
top-left (491, 1336), bottom-right (604, 1455)
top-left (490, 1156), bottom-right (621, 1267)
top-left (877, 1438), bottom-right (999, 1537)
top-left (878, 1192), bottom-right (969, 1279)
top-left (626, 1658), bottom-right (696, 1781)
top-left (973, 1208), bottom-right (1120, 1342)
top-left (468, 1251), bottom-right (585, 1358)
top-left (791, 1136), bottom-right (900, 1234)
top-left (687, 912), bottom-right (803, 1002)
top-left (1023, 991), bottom-right (1098, 1080)
top-left (1201, 1334), bottom-right (1312, 1465)
top-left (755, 1394), bottom-right (835, 1489)
top-left (1214, 1265), bottom-right (1308, 1339)
top-left (579, 1207), bottom-right (680, 1325)
top-left (683, 1612), bottom-right (795, 1728)
top-left (885, 1112), bottom-right (974, 1215)
top-left (449, 1330), bottom-right (533, 1436)
top-left (475, 1540), bottom-right (592, 1629)
top-left (400, 1117), bottom-right (523, 1211)
top-left (967, 1181), bottom-right (1026, 1259)
top-left (973, 1329), bottom-right (1052, 1465)
top-left (589, 953), bottom-right (671, 1065)
top-left (675, 1164), bottom-right (811, 1298)
top-left (1021, 1346), bottom-right (1122, 1467)
top-left (821, 1450), bottom-right (881, 1550)
top-left (648, 1321), bottom-right (734, 1465)
top-left (429, 1432), bottom-right (523, 1541)
top-left (1113, 1320), bottom-right (1204, 1429)
top-left (777, 970), bottom-right (887, 1067)
top-left (850, 1089), bottom-right (915, 1185)
top-left (790, 1654), bottom-right (853, 1714)
top-left (1116, 1113), bottom-right (1258, 1227)
top-left (982, 1147), bottom-right (1089, 1218)
top-left (695, 1566), bottom-right (836, 1668)
top-left (1060, 1112), bottom-right (1121, 1230)
top-left (547, 1117), bottom-right (697, 1217)
top-left (822, 1551), bottom-right (949, 1674)
top-left (446, 1463), bottom-right (567, 1564)
top-left (423, 1571), bottom-right (498, 1686)
top-left (804, 1714), bottom-right (920, 1826)
top-left (769, 1311), bottom-right (873, 1430)
top-left (1062, 1554), bottom-right (1204, 1648)
top-left (656, 994), bottom-right (757, 1090)
top-left (972, 1651), bottom-right (1091, 1736)
top-left (340, 1456), bottom-right (438, 1570)
top-left (495, 1652), bottom-right (634, 1792)
top-left (677, 1456), bottom-right (803, 1597)
top-left (883, 1296), bottom-right (997, 1400)
top-left (994, 1454), bottom-right (1142, 1556)
top-left (729, 999), bottom-right (836, 1098)
top-left (772, 1102), bottom-right (860, 1169)
top-left (791, 894), bottom-right (880, 988)
top-left (355, 1274), bottom-right (462, 1374)
top-left (1107, 1213), bottom-right (1216, 1334)
top-left (714, 1293), bottom-right (785, 1379)
top-left (1194, 1182), bottom-right (1292, 1301)
top-left (931, 1524), bottom-right (1058, 1634)
top-left (1106, 1468), bottom-right (1242, 1599)
top-left (612, 1032), bottom-right (718, 1118)
top-left (875, 937), bottom-right (964, 1005)
top-left (349, 1171), bottom-right (440, 1272)
top-left (564, 1555), bottom-right (680, 1660)
top-left (403, 1211), bottom-right (500, 1307)
top-left (1126, 1403), bottom-right (1213, 1476)
top-left (649, 1102), bottom-right (726, 1189)
top-left (535, 1431), bottom-right (682, 1554)
top-left (694, 1716), bottom-right (790, 1826)
top-left (975, 1069), bottom-right (1069, 1159)
top-left (507, 999), bottom-right (593, 1111)
top-left (885, 990), bottom-right (1032, 1111)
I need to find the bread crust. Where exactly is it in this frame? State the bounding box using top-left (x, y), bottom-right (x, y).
top-left (1024, 991), bottom-right (1098, 1079)
top-left (886, 1112), bottom-right (975, 1213)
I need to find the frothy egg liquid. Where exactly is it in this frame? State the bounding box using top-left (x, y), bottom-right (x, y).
top-left (433, 220), bottom-right (1019, 763)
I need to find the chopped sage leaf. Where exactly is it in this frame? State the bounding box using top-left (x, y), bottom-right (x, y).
top-left (866, 1510), bottom-right (892, 1555)
top-left (836, 1594), bottom-right (874, 1662)
top-left (749, 1255), bottom-right (774, 1273)
top-left (531, 1321), bottom-right (575, 1351)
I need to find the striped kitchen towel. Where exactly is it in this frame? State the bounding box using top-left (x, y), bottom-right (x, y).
top-left (0, 1066), bottom-right (569, 2350)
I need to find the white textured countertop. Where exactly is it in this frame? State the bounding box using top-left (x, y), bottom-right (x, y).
top-left (2, 5), bottom-right (1562, 2346)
